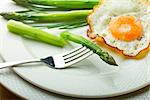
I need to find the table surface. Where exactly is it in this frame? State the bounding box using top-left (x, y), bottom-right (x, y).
top-left (0, 84), bottom-right (21, 100)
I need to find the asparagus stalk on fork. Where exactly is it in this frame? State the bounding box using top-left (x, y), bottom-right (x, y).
top-left (60, 31), bottom-right (118, 66)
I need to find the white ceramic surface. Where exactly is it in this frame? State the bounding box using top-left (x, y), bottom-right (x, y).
top-left (0, 0), bottom-right (150, 98)
top-left (1, 58), bottom-right (150, 100)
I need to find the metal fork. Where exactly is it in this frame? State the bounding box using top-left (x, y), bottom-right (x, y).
top-left (0, 46), bottom-right (93, 69)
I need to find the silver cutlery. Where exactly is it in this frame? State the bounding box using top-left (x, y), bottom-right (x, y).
top-left (0, 46), bottom-right (93, 69)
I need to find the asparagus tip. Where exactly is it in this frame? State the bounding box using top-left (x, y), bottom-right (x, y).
top-left (105, 57), bottom-right (118, 66)
top-left (111, 62), bottom-right (118, 66)
top-left (107, 58), bottom-right (118, 66)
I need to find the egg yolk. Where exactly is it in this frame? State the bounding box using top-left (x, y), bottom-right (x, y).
top-left (109, 16), bottom-right (143, 41)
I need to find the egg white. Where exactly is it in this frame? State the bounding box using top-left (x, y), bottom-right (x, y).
top-left (88, 0), bottom-right (150, 56)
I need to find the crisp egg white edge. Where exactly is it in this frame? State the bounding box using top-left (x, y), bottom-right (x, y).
top-left (87, 0), bottom-right (150, 56)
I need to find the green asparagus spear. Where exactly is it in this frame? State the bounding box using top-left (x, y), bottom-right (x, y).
top-left (0, 10), bottom-right (91, 23)
top-left (12, 0), bottom-right (73, 11)
top-left (31, 20), bottom-right (87, 29)
top-left (7, 20), bottom-right (66, 47)
top-left (13, 0), bottom-right (99, 10)
top-left (60, 31), bottom-right (118, 66)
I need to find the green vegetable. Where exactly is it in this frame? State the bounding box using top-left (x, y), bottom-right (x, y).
top-left (0, 10), bottom-right (91, 23)
top-left (12, 0), bottom-right (99, 10)
top-left (12, 0), bottom-right (65, 11)
top-left (7, 20), bottom-right (66, 47)
top-left (0, 10), bottom-right (90, 29)
top-left (31, 21), bottom-right (87, 29)
top-left (60, 31), bottom-right (118, 66)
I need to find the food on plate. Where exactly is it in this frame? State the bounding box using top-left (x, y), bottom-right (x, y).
top-left (60, 31), bottom-right (118, 66)
top-left (7, 20), bottom-right (66, 47)
top-left (87, 0), bottom-right (150, 58)
top-left (2, 0), bottom-right (98, 29)
top-left (0, 10), bottom-right (91, 29)
top-left (6, 20), bottom-right (117, 66)
top-left (0, 10), bottom-right (91, 23)
top-left (12, 0), bottom-right (99, 10)
top-left (1, 0), bottom-right (118, 66)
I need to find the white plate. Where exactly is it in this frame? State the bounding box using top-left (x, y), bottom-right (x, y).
top-left (0, 0), bottom-right (150, 98)
top-left (1, 61), bottom-right (149, 100)
top-left (0, 63), bottom-right (150, 100)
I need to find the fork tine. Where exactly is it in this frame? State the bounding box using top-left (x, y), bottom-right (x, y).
top-left (64, 48), bottom-right (90, 62)
top-left (49, 46), bottom-right (93, 69)
top-left (63, 46), bottom-right (87, 59)
top-left (64, 51), bottom-right (93, 67)
top-left (62, 46), bottom-right (84, 57)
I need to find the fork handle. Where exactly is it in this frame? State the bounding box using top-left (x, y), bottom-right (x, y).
top-left (0, 59), bottom-right (40, 69)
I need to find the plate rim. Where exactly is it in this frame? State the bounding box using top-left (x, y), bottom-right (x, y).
top-left (0, 55), bottom-right (26, 99)
top-left (1, 80), bottom-right (26, 99)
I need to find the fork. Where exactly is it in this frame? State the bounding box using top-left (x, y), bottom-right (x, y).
top-left (0, 46), bottom-right (93, 69)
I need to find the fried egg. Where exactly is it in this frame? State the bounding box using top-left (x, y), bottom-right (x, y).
top-left (88, 0), bottom-right (150, 57)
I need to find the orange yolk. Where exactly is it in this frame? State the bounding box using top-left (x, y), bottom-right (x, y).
top-left (109, 16), bottom-right (143, 41)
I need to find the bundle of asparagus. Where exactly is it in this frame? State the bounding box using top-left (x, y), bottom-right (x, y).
top-left (1, 0), bottom-right (98, 29)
